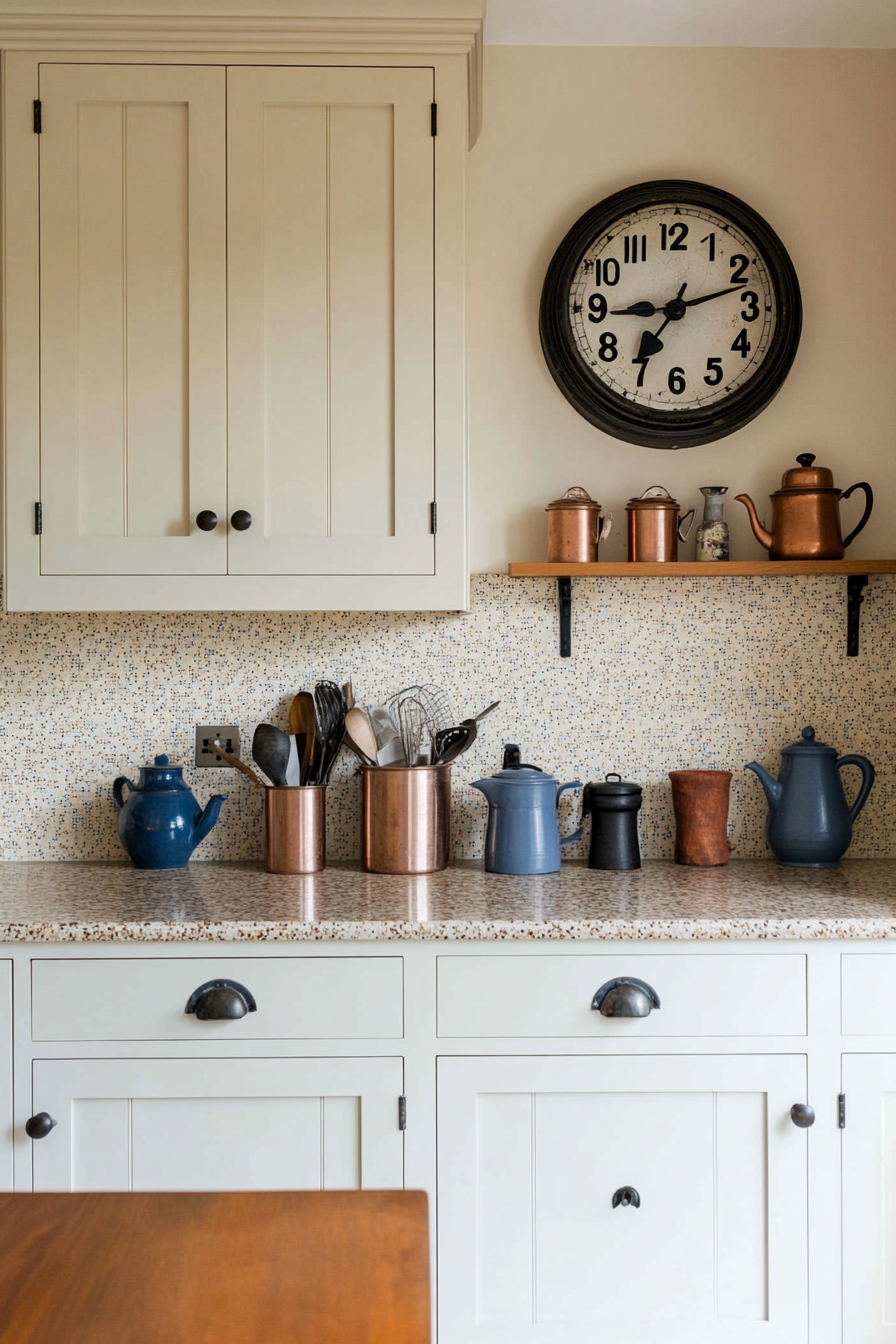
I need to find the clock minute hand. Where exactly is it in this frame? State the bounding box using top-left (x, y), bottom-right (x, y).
top-left (682, 285), bottom-right (744, 308)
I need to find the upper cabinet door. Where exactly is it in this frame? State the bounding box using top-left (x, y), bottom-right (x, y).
top-left (38, 65), bottom-right (227, 576)
top-left (226, 66), bottom-right (435, 577)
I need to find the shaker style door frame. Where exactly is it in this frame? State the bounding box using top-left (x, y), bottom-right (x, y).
top-left (2, 45), bottom-right (469, 612)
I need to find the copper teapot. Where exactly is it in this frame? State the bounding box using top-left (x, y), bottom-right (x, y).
top-left (735, 455), bottom-right (872, 561)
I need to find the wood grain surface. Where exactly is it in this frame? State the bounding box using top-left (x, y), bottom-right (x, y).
top-left (508, 559), bottom-right (896, 576)
top-left (0, 1190), bottom-right (430, 1344)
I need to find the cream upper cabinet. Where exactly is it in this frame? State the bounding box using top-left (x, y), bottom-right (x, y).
top-left (3, 50), bottom-right (469, 611)
top-left (227, 66), bottom-right (435, 578)
top-left (37, 64), bottom-right (228, 579)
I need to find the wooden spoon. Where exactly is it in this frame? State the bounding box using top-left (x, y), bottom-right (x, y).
top-left (345, 706), bottom-right (378, 766)
top-left (209, 742), bottom-right (267, 789)
top-left (290, 692), bottom-right (318, 784)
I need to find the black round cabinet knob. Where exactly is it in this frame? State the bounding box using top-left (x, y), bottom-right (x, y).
top-left (196, 510), bottom-right (218, 532)
top-left (790, 1103), bottom-right (816, 1128)
top-left (26, 1112), bottom-right (57, 1139)
top-left (230, 510), bottom-right (252, 532)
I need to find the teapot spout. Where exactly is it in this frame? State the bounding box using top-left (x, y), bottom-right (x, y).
top-left (192, 794), bottom-right (225, 849)
top-left (471, 779), bottom-right (497, 803)
top-left (734, 494), bottom-right (773, 552)
top-left (745, 761), bottom-right (783, 808)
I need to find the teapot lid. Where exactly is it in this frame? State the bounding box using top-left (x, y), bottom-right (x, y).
top-left (490, 744), bottom-right (555, 782)
top-left (626, 484), bottom-right (680, 510)
top-left (144, 754), bottom-right (183, 771)
top-left (546, 485), bottom-right (602, 513)
top-left (779, 454), bottom-right (835, 491)
top-left (782, 726), bottom-right (836, 754)
top-left (585, 773), bottom-right (642, 796)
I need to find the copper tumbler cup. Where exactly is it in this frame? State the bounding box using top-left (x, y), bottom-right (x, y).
top-left (361, 764), bottom-right (451, 874)
top-left (265, 786), bottom-right (326, 874)
top-left (668, 770), bottom-right (732, 866)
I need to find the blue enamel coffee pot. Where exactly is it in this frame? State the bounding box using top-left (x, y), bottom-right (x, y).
top-left (745, 726), bottom-right (874, 868)
top-left (113, 755), bottom-right (226, 869)
top-left (471, 745), bottom-right (582, 875)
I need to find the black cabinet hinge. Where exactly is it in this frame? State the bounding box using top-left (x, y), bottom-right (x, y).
top-left (430, 501), bottom-right (437, 535)
top-left (839, 1093), bottom-right (846, 1128)
top-left (398, 1095), bottom-right (407, 1131)
top-left (431, 103), bottom-right (437, 136)
top-left (34, 502), bottom-right (42, 535)
top-left (33, 100), bottom-right (42, 134)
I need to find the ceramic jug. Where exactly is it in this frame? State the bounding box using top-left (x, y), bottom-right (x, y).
top-left (471, 746), bottom-right (582, 875)
top-left (113, 755), bottom-right (225, 869)
top-left (745, 727), bottom-right (874, 867)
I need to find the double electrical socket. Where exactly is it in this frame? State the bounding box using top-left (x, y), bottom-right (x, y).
top-left (195, 726), bottom-right (240, 768)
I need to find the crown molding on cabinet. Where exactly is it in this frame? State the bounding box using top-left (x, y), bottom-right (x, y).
top-left (0, 4), bottom-right (485, 142)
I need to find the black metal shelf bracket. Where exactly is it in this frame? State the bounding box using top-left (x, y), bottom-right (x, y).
top-left (558, 576), bottom-right (572, 657)
top-left (847, 574), bottom-right (869, 656)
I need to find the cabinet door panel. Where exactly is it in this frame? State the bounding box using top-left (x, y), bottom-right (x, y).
top-left (32, 1057), bottom-right (402, 1193)
top-left (0, 965), bottom-right (10, 1192)
top-left (38, 64), bottom-right (227, 576)
top-left (438, 1054), bottom-right (807, 1344)
top-left (842, 1054), bottom-right (896, 1343)
top-left (227, 66), bottom-right (435, 576)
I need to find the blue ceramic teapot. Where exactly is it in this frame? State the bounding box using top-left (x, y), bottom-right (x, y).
top-left (113, 755), bottom-right (226, 869)
top-left (745, 727), bottom-right (874, 868)
top-left (471, 746), bottom-right (582, 875)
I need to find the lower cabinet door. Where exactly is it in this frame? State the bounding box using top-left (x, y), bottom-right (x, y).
top-left (0, 963), bottom-right (11, 1191)
top-left (842, 1054), bottom-right (896, 1343)
top-left (438, 1054), bottom-right (808, 1344)
top-left (31, 1056), bottom-right (403, 1192)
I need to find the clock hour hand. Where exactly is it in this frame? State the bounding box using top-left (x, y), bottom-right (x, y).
top-left (611, 301), bottom-right (658, 317)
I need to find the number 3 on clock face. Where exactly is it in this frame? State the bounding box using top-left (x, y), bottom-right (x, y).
top-left (539, 180), bottom-right (802, 450)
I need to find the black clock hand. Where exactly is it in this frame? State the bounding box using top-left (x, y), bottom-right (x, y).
top-left (682, 285), bottom-right (744, 308)
top-left (611, 301), bottom-right (658, 317)
top-left (635, 283), bottom-right (687, 362)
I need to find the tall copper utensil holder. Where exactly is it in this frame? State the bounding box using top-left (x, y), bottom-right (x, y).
top-left (265, 786), bottom-right (326, 874)
top-left (361, 765), bottom-right (451, 874)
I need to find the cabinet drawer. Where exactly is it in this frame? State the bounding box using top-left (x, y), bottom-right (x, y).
top-left (32, 957), bottom-right (403, 1041)
top-left (841, 954), bottom-right (896, 1034)
top-left (437, 953), bottom-right (806, 1037)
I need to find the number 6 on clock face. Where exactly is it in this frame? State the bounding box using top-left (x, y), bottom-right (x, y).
top-left (539, 179), bottom-right (802, 450)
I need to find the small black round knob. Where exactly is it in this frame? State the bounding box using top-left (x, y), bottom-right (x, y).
top-left (230, 509), bottom-right (252, 531)
top-left (796, 453), bottom-right (817, 468)
top-left (790, 1103), bottom-right (815, 1128)
top-left (26, 1112), bottom-right (57, 1139)
top-left (612, 1186), bottom-right (641, 1209)
top-left (196, 510), bottom-right (218, 532)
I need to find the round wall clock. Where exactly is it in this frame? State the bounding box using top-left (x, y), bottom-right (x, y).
top-left (539, 179), bottom-right (802, 449)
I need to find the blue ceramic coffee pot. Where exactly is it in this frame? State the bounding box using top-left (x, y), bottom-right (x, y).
top-left (113, 755), bottom-right (226, 869)
top-left (745, 726), bottom-right (874, 868)
top-left (471, 747), bottom-right (582, 875)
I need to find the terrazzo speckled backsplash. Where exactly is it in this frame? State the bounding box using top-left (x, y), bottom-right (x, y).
top-left (1, 573), bottom-right (893, 863)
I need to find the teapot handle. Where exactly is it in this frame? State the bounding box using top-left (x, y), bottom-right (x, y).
top-left (112, 776), bottom-right (135, 812)
top-left (836, 755), bottom-right (876, 825)
top-left (841, 482), bottom-right (873, 549)
top-left (557, 780), bottom-right (584, 846)
top-left (677, 508), bottom-right (696, 543)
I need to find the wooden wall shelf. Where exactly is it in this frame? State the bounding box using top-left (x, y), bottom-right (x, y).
top-left (507, 559), bottom-right (896, 657)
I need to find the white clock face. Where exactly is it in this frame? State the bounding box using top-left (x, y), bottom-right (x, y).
top-left (568, 201), bottom-right (777, 413)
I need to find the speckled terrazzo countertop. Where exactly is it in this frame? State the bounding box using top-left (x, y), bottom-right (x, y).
top-left (0, 859), bottom-right (894, 941)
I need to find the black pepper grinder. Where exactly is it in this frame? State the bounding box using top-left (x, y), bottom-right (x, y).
top-left (582, 774), bottom-right (642, 871)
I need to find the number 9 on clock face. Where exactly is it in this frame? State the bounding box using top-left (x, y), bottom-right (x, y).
top-left (539, 180), bottom-right (802, 450)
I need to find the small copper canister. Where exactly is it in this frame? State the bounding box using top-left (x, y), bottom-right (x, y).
top-left (626, 485), bottom-right (695, 562)
top-left (265, 786), bottom-right (326, 874)
top-left (546, 487), bottom-right (612, 563)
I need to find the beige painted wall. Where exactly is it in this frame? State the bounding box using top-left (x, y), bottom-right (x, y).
top-left (468, 46), bottom-right (896, 570)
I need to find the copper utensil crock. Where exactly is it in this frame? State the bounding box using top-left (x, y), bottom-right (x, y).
top-left (546, 486), bottom-right (612, 563)
top-left (735, 454), bottom-right (873, 560)
top-left (626, 486), bottom-right (695, 562)
top-left (265, 785), bottom-right (326, 874)
top-left (361, 764), bottom-right (451, 874)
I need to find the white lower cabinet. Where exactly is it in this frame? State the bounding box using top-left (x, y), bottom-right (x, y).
top-left (842, 1054), bottom-right (896, 1344)
top-left (437, 1053), bottom-right (809, 1344)
top-left (31, 1056), bottom-right (403, 1193)
top-left (0, 962), bottom-right (11, 1191)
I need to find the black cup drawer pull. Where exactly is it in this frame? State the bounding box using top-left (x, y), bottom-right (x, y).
top-left (26, 1112), bottom-right (57, 1140)
top-left (592, 977), bottom-right (661, 1018)
top-left (612, 1186), bottom-right (641, 1209)
top-left (185, 979), bottom-right (257, 1020)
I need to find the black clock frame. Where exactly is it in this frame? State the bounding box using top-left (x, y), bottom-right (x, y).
top-left (539, 179), bottom-right (802, 450)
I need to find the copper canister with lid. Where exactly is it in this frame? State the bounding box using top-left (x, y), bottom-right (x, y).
top-left (626, 485), bottom-right (695, 562)
top-left (546, 487), bottom-right (612, 563)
